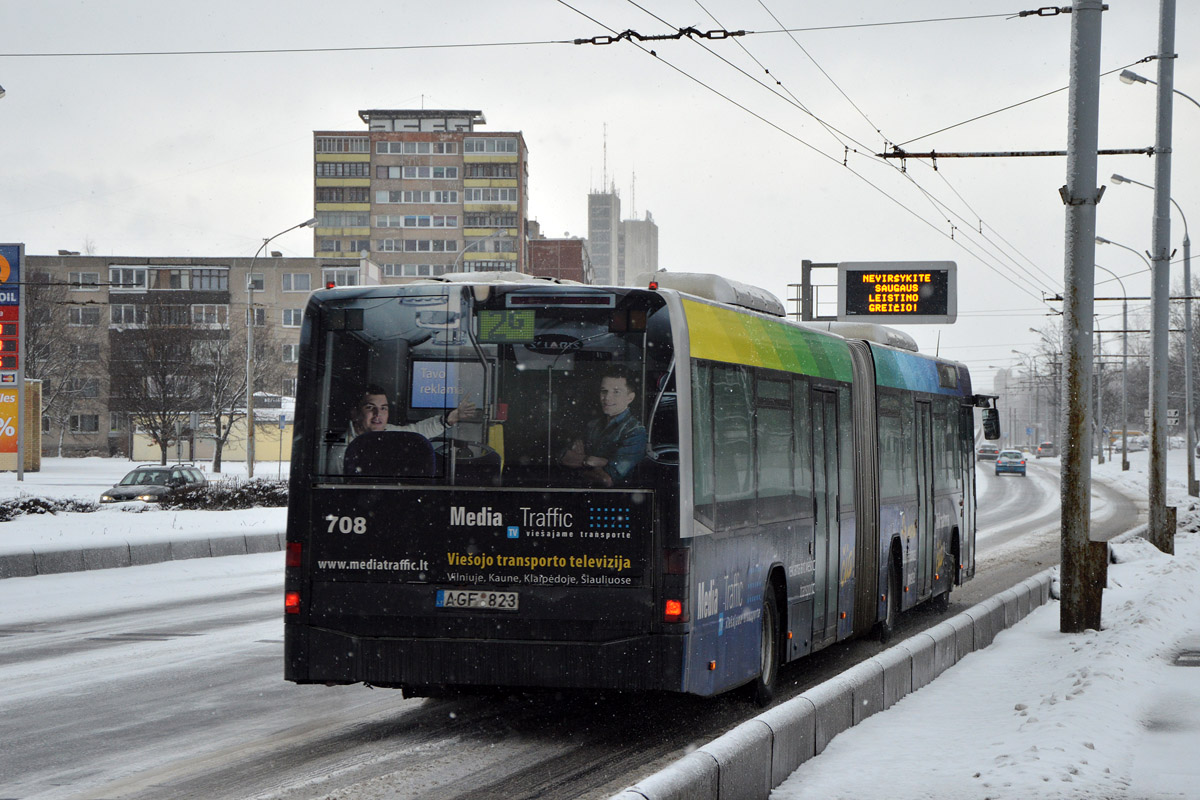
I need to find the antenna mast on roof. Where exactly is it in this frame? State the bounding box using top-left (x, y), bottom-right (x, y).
top-left (602, 123), bottom-right (607, 192)
top-left (631, 170), bottom-right (637, 218)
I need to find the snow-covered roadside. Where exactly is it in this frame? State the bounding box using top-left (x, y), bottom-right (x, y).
top-left (0, 458), bottom-right (287, 557)
top-left (774, 450), bottom-right (1200, 800)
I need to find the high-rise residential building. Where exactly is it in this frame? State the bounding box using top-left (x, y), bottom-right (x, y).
top-left (621, 212), bottom-right (659, 285)
top-left (313, 109), bottom-right (529, 279)
top-left (587, 189), bottom-right (621, 285)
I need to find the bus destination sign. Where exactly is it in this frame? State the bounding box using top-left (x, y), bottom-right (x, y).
top-left (836, 261), bottom-right (956, 324)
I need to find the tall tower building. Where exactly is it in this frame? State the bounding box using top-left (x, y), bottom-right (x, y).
top-left (621, 211), bottom-right (658, 284)
top-left (313, 110), bottom-right (528, 279)
top-left (587, 189), bottom-right (621, 285)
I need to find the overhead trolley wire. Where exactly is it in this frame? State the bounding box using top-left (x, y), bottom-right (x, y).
top-left (560, 1), bottom-right (1053, 304)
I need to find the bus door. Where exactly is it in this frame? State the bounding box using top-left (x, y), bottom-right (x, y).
top-left (914, 400), bottom-right (934, 597)
top-left (811, 389), bottom-right (840, 647)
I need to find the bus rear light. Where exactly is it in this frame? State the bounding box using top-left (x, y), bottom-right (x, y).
top-left (285, 591), bottom-right (301, 614)
top-left (286, 542), bottom-right (302, 568)
top-left (707, 660), bottom-right (716, 671)
top-left (664, 599), bottom-right (684, 621)
top-left (787, 630), bottom-right (793, 640)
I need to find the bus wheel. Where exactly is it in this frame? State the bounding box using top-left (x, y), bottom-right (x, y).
top-left (877, 561), bottom-right (900, 645)
top-left (750, 590), bottom-right (779, 707)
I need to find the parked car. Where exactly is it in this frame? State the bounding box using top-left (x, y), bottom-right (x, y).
top-left (100, 464), bottom-right (208, 503)
top-left (1036, 441), bottom-right (1057, 458)
top-left (995, 450), bottom-right (1027, 477)
top-left (977, 444), bottom-right (1001, 461)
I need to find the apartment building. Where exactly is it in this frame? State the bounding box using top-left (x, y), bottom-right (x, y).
top-left (26, 253), bottom-right (368, 456)
top-left (526, 221), bottom-right (593, 284)
top-left (314, 109), bottom-right (529, 278)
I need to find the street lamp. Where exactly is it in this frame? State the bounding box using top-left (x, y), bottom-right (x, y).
top-left (1119, 69), bottom-right (1200, 113)
top-left (1111, 173), bottom-right (1195, 492)
top-left (246, 217), bottom-right (317, 479)
top-left (1095, 264), bottom-right (1130, 470)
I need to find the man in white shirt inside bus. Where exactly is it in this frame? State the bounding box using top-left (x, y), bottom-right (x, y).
top-left (330, 383), bottom-right (475, 473)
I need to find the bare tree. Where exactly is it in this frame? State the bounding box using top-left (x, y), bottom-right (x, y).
top-left (24, 272), bottom-right (103, 456)
top-left (108, 295), bottom-right (203, 465)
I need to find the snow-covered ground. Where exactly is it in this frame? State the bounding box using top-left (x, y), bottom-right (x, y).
top-left (3, 452), bottom-right (1199, 800)
top-left (0, 458), bottom-right (288, 554)
top-left (774, 449), bottom-right (1200, 800)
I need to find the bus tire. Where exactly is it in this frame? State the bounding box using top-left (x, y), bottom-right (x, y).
top-left (750, 589), bottom-right (780, 707)
top-left (877, 560), bottom-right (900, 645)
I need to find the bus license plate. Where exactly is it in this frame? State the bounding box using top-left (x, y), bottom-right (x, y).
top-left (436, 589), bottom-right (519, 611)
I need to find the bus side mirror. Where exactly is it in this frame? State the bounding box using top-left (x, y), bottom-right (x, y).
top-left (982, 408), bottom-right (1001, 440)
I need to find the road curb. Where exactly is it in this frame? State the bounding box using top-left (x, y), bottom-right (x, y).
top-left (612, 568), bottom-right (1057, 800)
top-left (0, 532), bottom-right (284, 579)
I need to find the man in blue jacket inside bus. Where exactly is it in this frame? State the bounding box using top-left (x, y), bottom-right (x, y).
top-left (560, 366), bottom-right (647, 487)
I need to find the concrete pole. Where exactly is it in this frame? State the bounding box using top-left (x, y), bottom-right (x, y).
top-left (1123, 297), bottom-right (1130, 470)
top-left (1096, 326), bottom-right (1104, 464)
top-left (1059, 0), bottom-right (1105, 633)
top-left (1148, 0), bottom-right (1177, 554)
top-left (1179, 224), bottom-right (1196, 495)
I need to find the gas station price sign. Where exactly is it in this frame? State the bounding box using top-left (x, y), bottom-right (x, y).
top-left (837, 261), bottom-right (957, 324)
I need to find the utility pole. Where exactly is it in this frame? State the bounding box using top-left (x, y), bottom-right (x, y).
top-left (1148, 0), bottom-right (1178, 554)
top-left (1059, 0), bottom-right (1106, 633)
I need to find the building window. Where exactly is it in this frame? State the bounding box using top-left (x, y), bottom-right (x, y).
top-left (42, 416), bottom-right (51, 434)
top-left (192, 304), bottom-right (229, 327)
top-left (315, 162), bottom-right (370, 178)
top-left (348, 239), bottom-right (370, 253)
top-left (316, 211), bottom-right (370, 227)
top-left (466, 163), bottom-right (517, 178)
top-left (282, 377), bottom-right (298, 397)
top-left (375, 214), bottom-right (459, 229)
top-left (315, 136), bottom-right (369, 153)
top-left (69, 414), bottom-right (100, 433)
top-left (109, 267), bottom-right (147, 291)
top-left (375, 141), bottom-right (459, 155)
top-left (464, 260), bottom-right (515, 272)
top-left (464, 188), bottom-right (518, 203)
top-left (110, 304), bottom-right (146, 326)
top-left (247, 308), bottom-right (266, 327)
top-left (375, 166), bottom-right (460, 180)
top-left (282, 344), bottom-right (299, 363)
top-left (65, 377), bottom-right (101, 398)
top-left (376, 239), bottom-right (458, 253)
top-left (464, 137), bottom-right (518, 154)
top-left (192, 268), bottom-right (230, 291)
top-left (375, 190), bottom-right (459, 205)
top-left (282, 273), bottom-right (311, 292)
top-left (464, 212), bottom-right (518, 227)
top-left (318, 239), bottom-right (342, 253)
top-left (282, 309), bottom-right (303, 327)
top-left (316, 186), bottom-right (369, 202)
top-left (322, 268), bottom-right (359, 287)
top-left (68, 271), bottom-right (100, 291)
top-left (69, 306), bottom-right (102, 326)
top-left (382, 263), bottom-right (448, 278)
top-left (247, 273), bottom-right (264, 291)
top-left (110, 412), bottom-right (125, 433)
top-left (70, 342), bottom-right (102, 360)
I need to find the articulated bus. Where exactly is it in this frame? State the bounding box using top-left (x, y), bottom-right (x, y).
top-left (284, 272), bottom-right (995, 702)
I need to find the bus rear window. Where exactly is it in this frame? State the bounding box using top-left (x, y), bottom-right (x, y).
top-left (309, 286), bottom-right (672, 490)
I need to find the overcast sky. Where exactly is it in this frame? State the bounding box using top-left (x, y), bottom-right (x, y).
top-left (2, 1), bottom-right (1197, 391)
